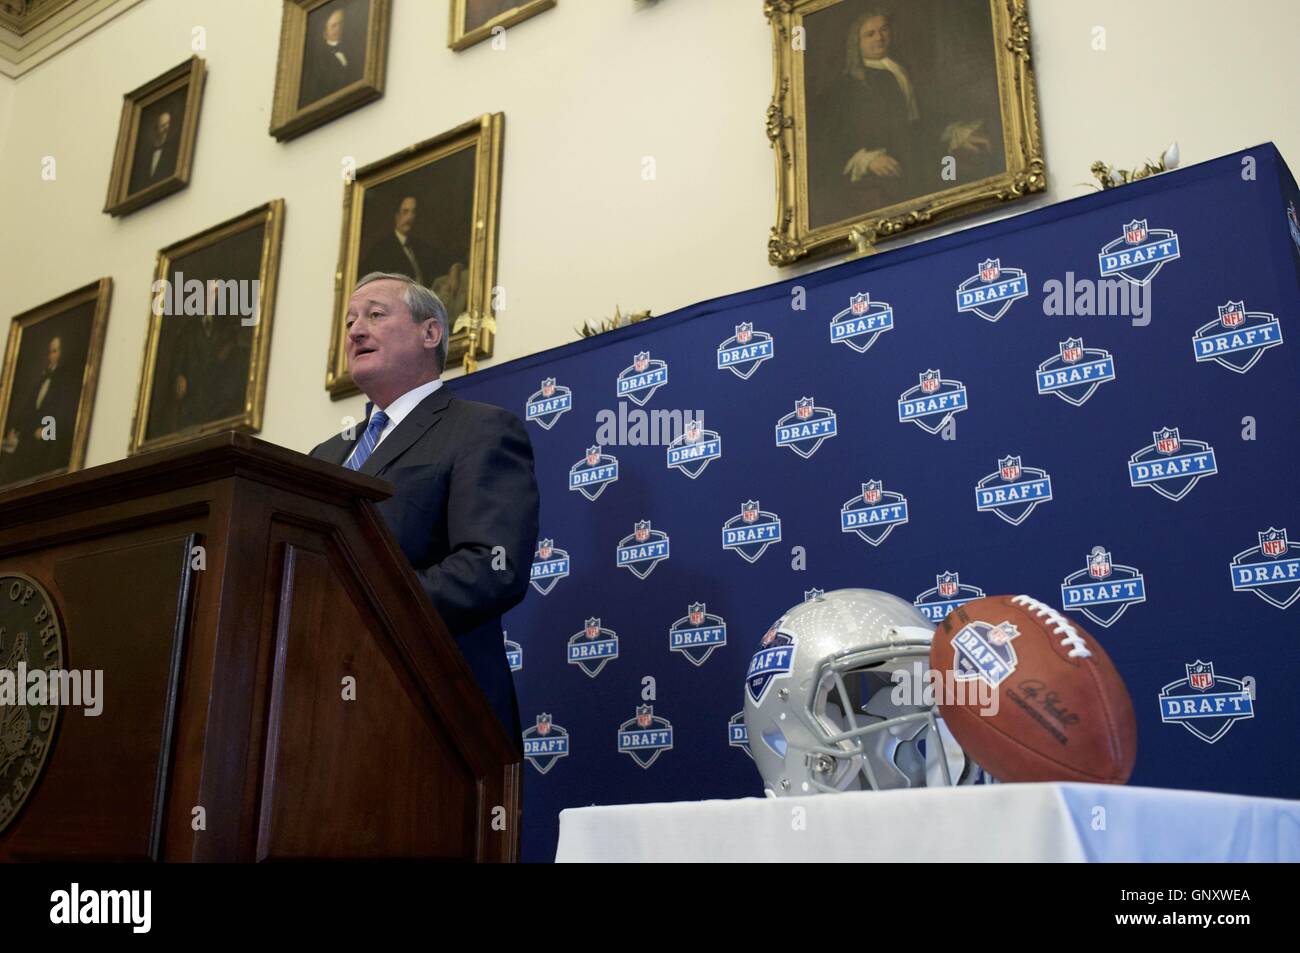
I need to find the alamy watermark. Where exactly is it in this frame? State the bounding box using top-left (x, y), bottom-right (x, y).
top-left (890, 660), bottom-right (999, 717)
top-left (151, 273), bottom-right (260, 325)
top-left (1042, 273), bottom-right (1151, 327)
top-left (0, 665), bottom-right (102, 716)
top-left (594, 405), bottom-right (704, 446)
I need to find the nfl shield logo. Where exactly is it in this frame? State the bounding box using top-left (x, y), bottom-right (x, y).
top-left (796, 397), bottom-right (814, 420)
top-left (864, 480), bottom-right (882, 505)
top-left (920, 370), bottom-right (941, 394)
top-left (537, 713), bottom-right (553, 736)
top-left (988, 622), bottom-right (1018, 646)
top-left (850, 292), bottom-right (870, 316)
top-left (689, 602), bottom-right (705, 626)
top-left (1061, 338), bottom-right (1084, 364)
top-left (541, 378), bottom-right (556, 398)
top-left (585, 618), bottom-right (602, 639)
top-left (1187, 660), bottom-right (1215, 691)
top-left (742, 500), bottom-right (759, 523)
top-left (1261, 528), bottom-right (1288, 557)
top-left (760, 625), bottom-right (778, 647)
top-left (586, 445), bottom-right (603, 466)
top-left (538, 539), bottom-right (553, 559)
top-left (980, 258), bottom-right (1000, 282)
top-left (1154, 428), bottom-right (1180, 455)
top-left (938, 572), bottom-right (959, 598)
top-left (999, 455), bottom-right (1022, 482)
top-left (636, 705), bottom-right (654, 728)
top-left (1125, 219), bottom-right (1149, 244)
top-left (635, 520), bottom-right (651, 542)
top-left (1218, 301), bottom-right (1246, 328)
top-left (736, 322), bottom-right (752, 344)
top-left (1088, 547), bottom-right (1113, 579)
top-left (634, 351), bottom-right (650, 372)
top-left (685, 419), bottom-right (701, 442)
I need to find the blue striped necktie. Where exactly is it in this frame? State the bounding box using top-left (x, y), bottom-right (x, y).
top-left (344, 409), bottom-right (390, 471)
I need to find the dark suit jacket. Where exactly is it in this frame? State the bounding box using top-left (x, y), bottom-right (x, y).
top-left (309, 385), bottom-right (539, 748)
top-left (170, 317), bottom-right (251, 431)
top-left (358, 232), bottom-right (436, 287)
top-left (1, 366), bottom-right (78, 484)
top-left (128, 134), bottom-right (180, 195)
top-left (299, 39), bottom-right (364, 108)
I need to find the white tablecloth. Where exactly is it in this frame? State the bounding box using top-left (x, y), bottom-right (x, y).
top-left (555, 783), bottom-right (1300, 862)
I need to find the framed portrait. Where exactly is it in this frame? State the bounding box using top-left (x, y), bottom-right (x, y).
top-left (269, 0), bottom-right (391, 142)
top-left (766, 0), bottom-right (1045, 265)
top-left (103, 56), bottom-right (205, 217)
top-left (129, 201), bottom-right (285, 455)
top-left (326, 114), bottom-right (504, 398)
top-left (0, 279), bottom-right (112, 492)
top-left (449, 0), bottom-right (556, 51)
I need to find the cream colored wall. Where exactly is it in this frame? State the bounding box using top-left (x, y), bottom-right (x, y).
top-left (0, 0), bottom-right (1298, 467)
top-left (0, 76), bottom-right (12, 211)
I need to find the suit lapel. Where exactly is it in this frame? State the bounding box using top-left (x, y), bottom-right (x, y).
top-left (360, 385), bottom-right (454, 477)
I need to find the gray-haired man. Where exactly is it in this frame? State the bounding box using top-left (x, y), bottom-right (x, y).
top-left (310, 272), bottom-right (539, 746)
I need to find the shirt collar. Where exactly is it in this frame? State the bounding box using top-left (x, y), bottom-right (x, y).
top-left (367, 378), bottom-right (443, 429)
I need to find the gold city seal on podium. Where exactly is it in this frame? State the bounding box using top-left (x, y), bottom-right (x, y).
top-left (0, 574), bottom-right (65, 835)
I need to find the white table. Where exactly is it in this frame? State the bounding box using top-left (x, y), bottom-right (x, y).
top-left (555, 783), bottom-right (1300, 862)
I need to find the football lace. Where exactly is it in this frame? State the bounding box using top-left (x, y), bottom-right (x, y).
top-left (1010, 594), bottom-right (1092, 658)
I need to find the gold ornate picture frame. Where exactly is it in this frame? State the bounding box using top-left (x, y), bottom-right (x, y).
top-left (269, 0), bottom-right (390, 142)
top-left (327, 114), bottom-right (504, 398)
top-left (765, 0), bottom-right (1045, 265)
top-left (0, 278), bottom-right (112, 492)
top-left (129, 201), bottom-right (285, 455)
top-left (103, 56), bottom-right (205, 217)
top-left (449, 0), bottom-right (556, 52)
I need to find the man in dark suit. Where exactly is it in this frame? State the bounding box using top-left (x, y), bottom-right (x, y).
top-left (1, 335), bottom-right (79, 484)
top-left (128, 109), bottom-right (180, 195)
top-left (299, 3), bottom-right (364, 107)
top-left (168, 305), bottom-right (251, 433)
top-left (358, 196), bottom-right (437, 288)
top-left (310, 271), bottom-right (538, 747)
top-left (809, 7), bottom-right (997, 228)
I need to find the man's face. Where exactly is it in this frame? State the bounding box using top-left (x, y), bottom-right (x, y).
top-left (858, 15), bottom-right (891, 59)
top-left (155, 111), bottom-right (172, 146)
top-left (345, 279), bottom-right (440, 398)
top-left (46, 337), bottom-right (61, 371)
top-left (325, 9), bottom-right (344, 43)
top-left (394, 197), bottom-right (417, 236)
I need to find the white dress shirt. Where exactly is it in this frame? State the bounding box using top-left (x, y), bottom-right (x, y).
top-left (395, 230), bottom-right (422, 282)
top-left (373, 377), bottom-right (443, 447)
top-left (327, 40), bottom-right (349, 68)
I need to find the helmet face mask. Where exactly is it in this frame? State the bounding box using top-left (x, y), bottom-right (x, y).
top-left (744, 589), bottom-right (982, 796)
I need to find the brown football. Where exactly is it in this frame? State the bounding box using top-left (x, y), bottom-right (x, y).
top-left (929, 594), bottom-right (1137, 784)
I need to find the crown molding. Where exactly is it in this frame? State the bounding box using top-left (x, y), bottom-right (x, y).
top-left (0, 0), bottom-right (145, 79)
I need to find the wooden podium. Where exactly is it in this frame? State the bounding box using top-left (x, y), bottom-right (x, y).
top-left (0, 432), bottom-right (521, 862)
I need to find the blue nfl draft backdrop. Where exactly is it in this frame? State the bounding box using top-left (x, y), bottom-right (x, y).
top-left (446, 143), bottom-right (1300, 862)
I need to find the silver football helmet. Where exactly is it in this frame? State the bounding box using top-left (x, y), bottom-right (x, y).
top-left (742, 588), bottom-right (982, 796)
